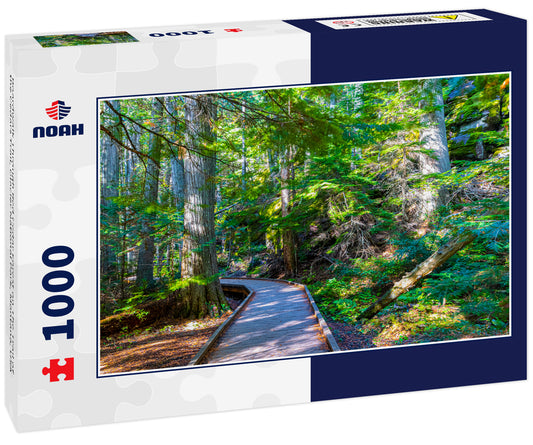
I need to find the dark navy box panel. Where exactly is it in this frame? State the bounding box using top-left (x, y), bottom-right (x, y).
top-left (286, 10), bottom-right (527, 402)
top-left (286, 10), bottom-right (526, 84)
top-left (310, 336), bottom-right (526, 402)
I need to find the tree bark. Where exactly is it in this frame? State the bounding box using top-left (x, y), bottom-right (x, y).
top-left (349, 83), bottom-right (364, 169)
top-left (241, 102), bottom-right (247, 192)
top-left (124, 126), bottom-right (138, 188)
top-left (280, 144), bottom-right (297, 276)
top-left (418, 78), bottom-right (451, 218)
top-left (279, 95), bottom-right (297, 276)
top-left (166, 97), bottom-right (185, 205)
top-left (358, 230), bottom-right (476, 320)
top-left (180, 95), bottom-right (227, 318)
top-left (475, 138), bottom-right (485, 160)
top-left (166, 97), bottom-right (185, 277)
top-left (267, 147), bottom-right (278, 186)
top-left (100, 100), bottom-right (121, 277)
top-left (136, 98), bottom-right (163, 287)
top-left (123, 124), bottom-right (139, 278)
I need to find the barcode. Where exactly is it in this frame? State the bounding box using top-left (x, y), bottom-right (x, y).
top-left (361, 16), bottom-right (435, 25)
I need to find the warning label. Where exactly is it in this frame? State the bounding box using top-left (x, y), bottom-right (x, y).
top-left (317, 12), bottom-right (490, 30)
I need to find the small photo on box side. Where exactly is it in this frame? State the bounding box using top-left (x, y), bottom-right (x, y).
top-left (98, 73), bottom-right (510, 376)
top-left (34, 31), bottom-right (138, 47)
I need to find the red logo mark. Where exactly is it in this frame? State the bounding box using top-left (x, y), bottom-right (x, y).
top-left (45, 100), bottom-right (71, 120)
top-left (42, 358), bottom-right (74, 382)
top-left (224, 28), bottom-right (243, 32)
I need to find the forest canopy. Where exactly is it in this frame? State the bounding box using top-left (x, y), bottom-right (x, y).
top-left (99, 73), bottom-right (510, 361)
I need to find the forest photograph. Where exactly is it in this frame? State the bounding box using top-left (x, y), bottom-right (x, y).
top-left (98, 73), bottom-right (510, 375)
top-left (34, 31), bottom-right (138, 47)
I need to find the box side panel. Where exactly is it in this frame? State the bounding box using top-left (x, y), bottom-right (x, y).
top-left (4, 37), bottom-right (19, 430)
top-left (7, 20), bottom-right (308, 51)
top-left (10, 25), bottom-right (313, 431)
top-left (306, 15), bottom-right (526, 402)
top-left (285, 9), bottom-right (524, 35)
top-left (286, 10), bottom-right (522, 84)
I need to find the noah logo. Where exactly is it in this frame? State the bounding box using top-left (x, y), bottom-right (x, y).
top-left (33, 100), bottom-right (84, 139)
top-left (45, 100), bottom-right (71, 120)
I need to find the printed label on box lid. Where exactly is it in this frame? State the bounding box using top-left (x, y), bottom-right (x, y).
top-left (317, 12), bottom-right (490, 30)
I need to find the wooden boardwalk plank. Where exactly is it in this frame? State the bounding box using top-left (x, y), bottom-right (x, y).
top-left (204, 278), bottom-right (331, 364)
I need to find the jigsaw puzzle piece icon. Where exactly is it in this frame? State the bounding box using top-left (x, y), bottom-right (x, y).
top-left (42, 358), bottom-right (74, 382)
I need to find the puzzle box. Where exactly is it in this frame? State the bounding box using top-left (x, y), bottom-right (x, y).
top-left (5, 9), bottom-right (526, 431)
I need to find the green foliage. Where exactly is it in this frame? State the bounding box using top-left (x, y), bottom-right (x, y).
top-left (99, 72), bottom-right (510, 347)
top-left (35, 31), bottom-right (138, 48)
top-left (444, 74), bottom-right (509, 159)
top-left (113, 288), bottom-right (168, 315)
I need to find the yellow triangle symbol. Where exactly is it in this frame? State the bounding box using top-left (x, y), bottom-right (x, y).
top-left (432, 15), bottom-right (458, 20)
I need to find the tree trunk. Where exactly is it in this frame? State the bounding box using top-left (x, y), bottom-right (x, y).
top-left (124, 126), bottom-right (139, 275)
top-left (267, 147), bottom-right (278, 186)
top-left (475, 138), bottom-right (485, 160)
top-left (100, 100), bottom-right (121, 277)
top-left (303, 150), bottom-right (311, 176)
top-left (171, 156), bottom-right (185, 203)
top-left (279, 95), bottom-right (297, 276)
top-left (136, 98), bottom-right (163, 287)
top-left (124, 126), bottom-right (138, 188)
top-left (156, 243), bottom-right (164, 279)
top-left (180, 95), bottom-right (227, 318)
top-left (166, 242), bottom-right (174, 278)
top-left (280, 145), bottom-right (297, 276)
top-left (167, 97), bottom-right (185, 205)
top-left (166, 96), bottom-right (185, 277)
top-left (241, 103), bottom-right (247, 192)
top-left (358, 230), bottom-right (476, 320)
top-left (417, 78), bottom-right (451, 218)
top-left (349, 83), bottom-right (364, 169)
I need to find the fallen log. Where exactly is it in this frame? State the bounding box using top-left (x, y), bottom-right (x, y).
top-left (357, 230), bottom-right (477, 320)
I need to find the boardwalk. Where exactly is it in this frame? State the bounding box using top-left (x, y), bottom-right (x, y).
top-left (202, 278), bottom-right (333, 364)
